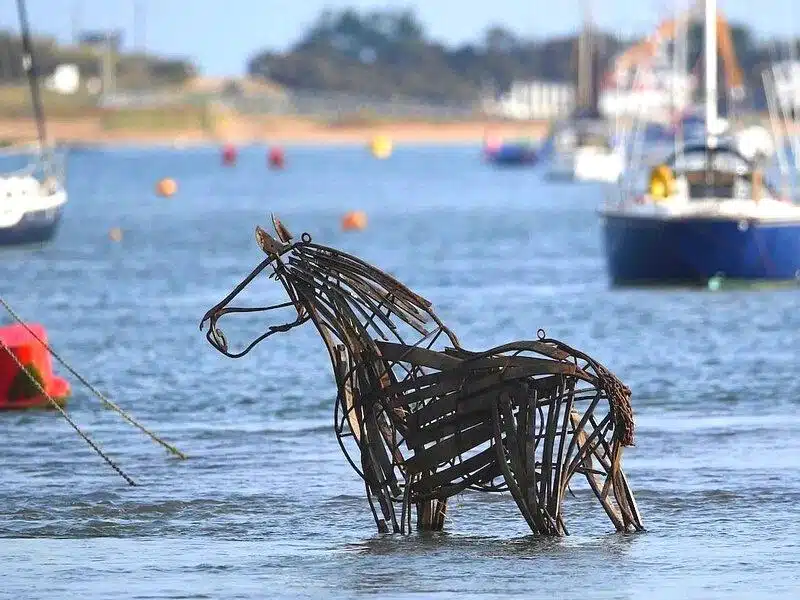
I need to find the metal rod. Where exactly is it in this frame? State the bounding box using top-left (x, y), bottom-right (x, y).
top-left (704, 0), bottom-right (718, 141)
top-left (15, 0), bottom-right (48, 150)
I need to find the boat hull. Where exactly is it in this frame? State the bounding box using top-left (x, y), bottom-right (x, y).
top-left (601, 212), bottom-right (800, 284)
top-left (485, 144), bottom-right (537, 167)
top-left (0, 202), bottom-right (64, 248)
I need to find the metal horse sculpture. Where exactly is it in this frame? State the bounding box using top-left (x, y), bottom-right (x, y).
top-left (201, 216), bottom-right (644, 536)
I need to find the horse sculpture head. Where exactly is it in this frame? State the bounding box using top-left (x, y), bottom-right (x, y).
top-left (199, 214), bottom-right (312, 358)
top-left (200, 214), bottom-right (458, 360)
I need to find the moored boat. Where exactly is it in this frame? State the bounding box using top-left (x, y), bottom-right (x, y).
top-left (599, 0), bottom-right (800, 286)
top-left (483, 138), bottom-right (538, 166)
top-left (0, 0), bottom-right (68, 249)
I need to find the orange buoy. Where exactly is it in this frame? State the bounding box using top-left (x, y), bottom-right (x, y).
top-left (268, 146), bottom-right (285, 169)
top-left (0, 323), bottom-right (70, 410)
top-left (109, 227), bottom-right (123, 242)
top-left (341, 210), bottom-right (367, 231)
top-left (156, 178), bottom-right (177, 197)
top-left (221, 144), bottom-right (237, 166)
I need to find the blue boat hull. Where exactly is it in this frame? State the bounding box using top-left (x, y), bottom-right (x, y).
top-left (485, 144), bottom-right (537, 167)
top-left (0, 205), bottom-right (64, 248)
top-left (601, 213), bottom-right (800, 284)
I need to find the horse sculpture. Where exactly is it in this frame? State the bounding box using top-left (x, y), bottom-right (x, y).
top-left (200, 216), bottom-right (644, 536)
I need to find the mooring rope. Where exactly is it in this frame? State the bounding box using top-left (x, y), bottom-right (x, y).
top-left (0, 296), bottom-right (187, 459)
top-left (0, 337), bottom-right (136, 486)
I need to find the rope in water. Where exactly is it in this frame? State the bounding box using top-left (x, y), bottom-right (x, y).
top-left (0, 337), bottom-right (136, 486)
top-left (0, 296), bottom-right (187, 459)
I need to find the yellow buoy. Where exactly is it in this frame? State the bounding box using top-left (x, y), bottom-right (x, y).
top-left (156, 178), bottom-right (177, 197)
top-left (370, 135), bottom-right (392, 159)
top-left (648, 164), bottom-right (675, 200)
top-left (109, 227), bottom-right (123, 242)
top-left (342, 210), bottom-right (368, 231)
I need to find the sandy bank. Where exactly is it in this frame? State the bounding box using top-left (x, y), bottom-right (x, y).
top-left (0, 115), bottom-right (551, 147)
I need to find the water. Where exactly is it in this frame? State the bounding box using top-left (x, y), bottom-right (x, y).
top-left (0, 144), bottom-right (798, 599)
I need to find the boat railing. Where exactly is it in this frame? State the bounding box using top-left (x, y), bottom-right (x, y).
top-left (611, 63), bottom-right (654, 206)
top-left (763, 66), bottom-right (800, 197)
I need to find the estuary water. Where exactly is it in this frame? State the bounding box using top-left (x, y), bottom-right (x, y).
top-left (0, 144), bottom-right (798, 599)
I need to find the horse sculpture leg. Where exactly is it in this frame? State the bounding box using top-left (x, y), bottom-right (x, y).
top-left (569, 411), bottom-right (644, 532)
top-left (359, 409), bottom-right (405, 533)
top-left (416, 497), bottom-right (447, 531)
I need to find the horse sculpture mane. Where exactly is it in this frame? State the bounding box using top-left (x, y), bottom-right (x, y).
top-left (201, 215), bottom-right (644, 536)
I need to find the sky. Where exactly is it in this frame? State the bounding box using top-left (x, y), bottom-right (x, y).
top-left (1, 1), bottom-right (798, 76)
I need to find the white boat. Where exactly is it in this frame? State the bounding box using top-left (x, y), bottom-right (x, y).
top-left (0, 160), bottom-right (67, 247)
top-left (542, 117), bottom-right (625, 183)
top-left (0, 0), bottom-right (68, 248)
top-left (599, 0), bottom-right (800, 285)
top-left (540, 5), bottom-right (625, 184)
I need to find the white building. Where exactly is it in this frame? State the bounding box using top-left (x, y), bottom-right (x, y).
top-left (483, 80), bottom-right (576, 120)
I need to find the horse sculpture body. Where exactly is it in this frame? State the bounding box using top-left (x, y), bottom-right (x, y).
top-left (200, 216), bottom-right (644, 535)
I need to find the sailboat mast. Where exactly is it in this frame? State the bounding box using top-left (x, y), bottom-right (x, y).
top-left (675, 0), bottom-right (688, 152)
top-left (704, 0), bottom-right (718, 139)
top-left (578, 0), bottom-right (593, 108)
top-left (16, 0), bottom-right (48, 150)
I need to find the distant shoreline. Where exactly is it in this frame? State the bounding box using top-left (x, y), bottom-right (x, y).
top-left (0, 115), bottom-right (552, 148)
top-left (0, 113), bottom-right (791, 149)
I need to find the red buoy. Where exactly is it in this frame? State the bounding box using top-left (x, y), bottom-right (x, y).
top-left (222, 144), bottom-right (237, 166)
top-left (0, 323), bottom-right (70, 410)
top-left (268, 146), bottom-right (285, 169)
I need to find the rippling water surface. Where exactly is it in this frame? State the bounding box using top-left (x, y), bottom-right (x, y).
top-left (0, 144), bottom-right (798, 599)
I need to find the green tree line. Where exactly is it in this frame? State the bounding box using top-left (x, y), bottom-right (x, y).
top-left (247, 8), bottom-right (799, 107)
top-left (0, 31), bottom-right (195, 88)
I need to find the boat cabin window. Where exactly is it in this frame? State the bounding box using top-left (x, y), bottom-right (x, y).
top-left (684, 170), bottom-right (739, 199)
top-left (668, 145), bottom-right (770, 200)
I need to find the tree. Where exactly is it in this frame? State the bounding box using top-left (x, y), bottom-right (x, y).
top-left (245, 7), bottom-right (796, 109)
top-left (483, 26), bottom-right (518, 54)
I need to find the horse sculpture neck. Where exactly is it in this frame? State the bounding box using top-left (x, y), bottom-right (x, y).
top-left (281, 240), bottom-right (460, 364)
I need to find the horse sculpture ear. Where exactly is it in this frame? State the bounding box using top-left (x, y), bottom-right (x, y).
top-left (255, 225), bottom-right (288, 256)
top-left (272, 214), bottom-right (294, 243)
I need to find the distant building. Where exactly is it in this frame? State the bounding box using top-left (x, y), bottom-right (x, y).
top-left (483, 80), bottom-right (576, 120)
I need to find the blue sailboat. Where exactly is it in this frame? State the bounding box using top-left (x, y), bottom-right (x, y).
top-left (483, 138), bottom-right (538, 167)
top-left (599, 0), bottom-right (800, 286)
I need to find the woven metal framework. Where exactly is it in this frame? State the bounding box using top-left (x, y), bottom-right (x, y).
top-left (201, 216), bottom-right (643, 535)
